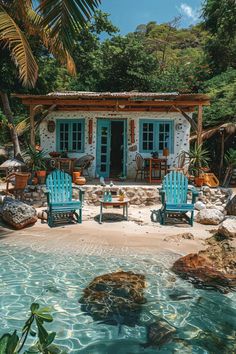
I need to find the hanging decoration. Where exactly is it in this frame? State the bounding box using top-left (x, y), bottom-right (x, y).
top-left (130, 120), bottom-right (135, 144)
top-left (47, 120), bottom-right (55, 133)
top-left (88, 119), bottom-right (93, 144)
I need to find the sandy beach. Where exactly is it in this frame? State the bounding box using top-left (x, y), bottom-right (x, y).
top-left (0, 204), bottom-right (217, 257)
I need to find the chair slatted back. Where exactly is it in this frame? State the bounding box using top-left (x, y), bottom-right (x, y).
top-left (46, 169), bottom-right (72, 203)
top-left (135, 153), bottom-right (144, 170)
top-left (162, 171), bottom-right (188, 204)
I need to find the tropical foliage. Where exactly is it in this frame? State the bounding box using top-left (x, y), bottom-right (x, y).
top-left (186, 144), bottom-right (210, 177)
top-left (0, 303), bottom-right (65, 353)
top-left (0, 0), bottom-right (101, 87)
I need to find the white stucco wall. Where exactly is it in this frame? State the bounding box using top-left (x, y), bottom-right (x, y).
top-left (39, 111), bottom-right (190, 178)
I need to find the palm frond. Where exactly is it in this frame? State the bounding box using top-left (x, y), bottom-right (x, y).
top-left (36, 0), bottom-right (101, 51)
top-left (0, 5), bottom-right (38, 87)
top-left (16, 118), bottom-right (30, 136)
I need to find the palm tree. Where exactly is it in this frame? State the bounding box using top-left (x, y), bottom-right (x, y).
top-left (0, 0), bottom-right (100, 159)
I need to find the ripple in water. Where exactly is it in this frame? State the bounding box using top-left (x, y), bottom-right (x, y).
top-left (0, 245), bottom-right (235, 353)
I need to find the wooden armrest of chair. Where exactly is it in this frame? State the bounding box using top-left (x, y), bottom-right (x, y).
top-left (189, 188), bottom-right (199, 203)
top-left (73, 186), bottom-right (85, 202)
top-left (159, 189), bottom-right (166, 204)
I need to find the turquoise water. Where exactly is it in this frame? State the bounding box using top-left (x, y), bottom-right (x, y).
top-left (0, 244), bottom-right (236, 353)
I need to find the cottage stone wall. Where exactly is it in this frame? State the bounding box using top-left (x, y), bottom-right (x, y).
top-left (22, 184), bottom-right (232, 209)
top-left (39, 111), bottom-right (190, 178)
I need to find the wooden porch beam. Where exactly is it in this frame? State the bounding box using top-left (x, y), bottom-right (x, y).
top-left (29, 104), bottom-right (35, 147)
top-left (173, 105), bottom-right (197, 131)
top-left (21, 98), bottom-right (210, 107)
top-left (56, 106), bottom-right (195, 112)
top-left (197, 105), bottom-right (203, 146)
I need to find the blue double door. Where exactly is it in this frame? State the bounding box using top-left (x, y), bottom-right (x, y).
top-left (96, 119), bottom-right (127, 178)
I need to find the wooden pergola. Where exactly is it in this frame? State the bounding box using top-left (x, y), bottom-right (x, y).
top-left (14, 91), bottom-right (210, 146)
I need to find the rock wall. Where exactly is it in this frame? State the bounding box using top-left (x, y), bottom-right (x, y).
top-left (22, 184), bottom-right (160, 207)
top-left (21, 184), bottom-right (233, 209)
top-left (197, 186), bottom-right (232, 213)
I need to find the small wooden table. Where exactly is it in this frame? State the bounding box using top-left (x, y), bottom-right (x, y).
top-left (144, 157), bottom-right (168, 183)
top-left (99, 198), bottom-right (130, 224)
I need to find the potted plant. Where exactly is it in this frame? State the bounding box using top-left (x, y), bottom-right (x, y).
top-left (24, 145), bottom-right (47, 184)
top-left (187, 144), bottom-right (210, 187)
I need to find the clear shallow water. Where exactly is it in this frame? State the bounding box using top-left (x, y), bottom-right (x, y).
top-left (0, 245), bottom-right (235, 354)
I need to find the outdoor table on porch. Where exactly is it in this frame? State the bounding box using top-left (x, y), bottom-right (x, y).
top-left (99, 198), bottom-right (130, 224)
top-left (144, 157), bottom-right (168, 183)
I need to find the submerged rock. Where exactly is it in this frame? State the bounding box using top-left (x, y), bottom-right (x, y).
top-left (168, 289), bottom-right (194, 301)
top-left (172, 241), bottom-right (236, 292)
top-left (196, 208), bottom-right (225, 225)
top-left (0, 197), bottom-right (37, 229)
top-left (79, 271), bottom-right (146, 327)
top-left (142, 319), bottom-right (176, 349)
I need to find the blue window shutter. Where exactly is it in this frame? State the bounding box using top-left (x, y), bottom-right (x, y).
top-left (56, 119), bottom-right (85, 152)
top-left (139, 119), bottom-right (174, 154)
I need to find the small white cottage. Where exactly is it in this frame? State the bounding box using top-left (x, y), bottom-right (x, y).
top-left (16, 91), bottom-right (210, 179)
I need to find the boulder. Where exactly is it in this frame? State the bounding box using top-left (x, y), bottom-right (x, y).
top-left (79, 271), bottom-right (146, 326)
top-left (172, 240), bottom-right (236, 292)
top-left (1, 197), bottom-right (37, 229)
top-left (143, 319), bottom-right (176, 349)
top-left (226, 195), bottom-right (236, 216)
top-left (218, 216), bottom-right (236, 238)
top-left (194, 201), bottom-right (206, 211)
top-left (196, 208), bottom-right (225, 225)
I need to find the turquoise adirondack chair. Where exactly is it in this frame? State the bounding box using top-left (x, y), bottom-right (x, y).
top-left (159, 171), bottom-right (198, 226)
top-left (45, 169), bottom-right (84, 227)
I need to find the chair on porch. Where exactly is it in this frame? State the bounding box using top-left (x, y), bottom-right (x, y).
top-left (75, 155), bottom-right (94, 177)
top-left (45, 169), bottom-right (84, 227)
top-left (135, 153), bottom-right (148, 181)
top-left (159, 171), bottom-right (198, 226)
top-left (5, 172), bottom-right (31, 199)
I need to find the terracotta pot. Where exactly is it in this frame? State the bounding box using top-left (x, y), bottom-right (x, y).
top-left (36, 170), bottom-right (46, 184)
top-left (194, 176), bottom-right (204, 187)
top-left (74, 176), bottom-right (86, 185)
top-left (73, 171), bottom-right (81, 183)
top-left (36, 170), bottom-right (46, 177)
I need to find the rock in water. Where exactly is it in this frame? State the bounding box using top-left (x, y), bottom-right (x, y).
top-left (143, 320), bottom-right (176, 349)
top-left (79, 271), bottom-right (146, 327)
top-left (1, 197), bottom-right (37, 229)
top-left (172, 240), bottom-right (236, 292)
top-left (196, 209), bottom-right (225, 225)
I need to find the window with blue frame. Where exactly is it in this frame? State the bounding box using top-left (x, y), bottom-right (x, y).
top-left (140, 120), bottom-right (174, 153)
top-left (56, 119), bottom-right (85, 152)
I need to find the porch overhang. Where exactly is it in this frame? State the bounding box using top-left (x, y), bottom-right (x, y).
top-left (13, 91), bottom-right (210, 146)
top-left (14, 91), bottom-right (210, 112)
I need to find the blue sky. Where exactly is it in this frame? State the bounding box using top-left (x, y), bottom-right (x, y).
top-left (99, 0), bottom-right (203, 34)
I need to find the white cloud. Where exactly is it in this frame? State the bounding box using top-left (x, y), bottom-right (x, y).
top-left (179, 3), bottom-right (199, 22)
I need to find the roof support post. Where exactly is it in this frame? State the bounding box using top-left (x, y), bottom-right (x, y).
top-left (29, 104), bottom-right (35, 147)
top-left (197, 105), bottom-right (203, 146)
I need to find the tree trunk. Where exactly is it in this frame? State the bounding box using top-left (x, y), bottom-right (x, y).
top-left (0, 91), bottom-right (23, 161)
